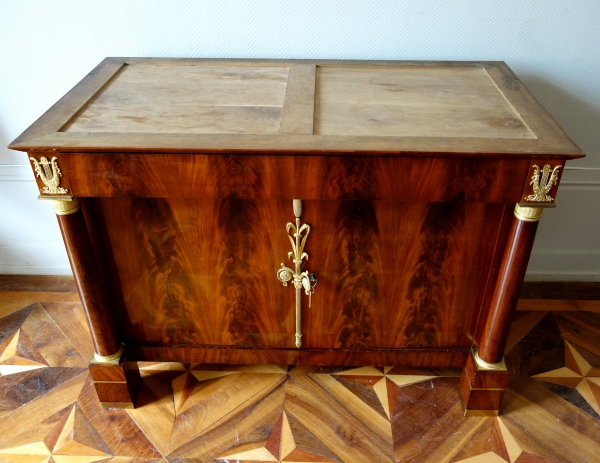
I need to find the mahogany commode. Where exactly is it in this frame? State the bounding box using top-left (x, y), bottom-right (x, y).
top-left (9, 58), bottom-right (584, 414)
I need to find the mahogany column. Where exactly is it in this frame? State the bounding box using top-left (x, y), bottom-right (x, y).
top-left (53, 198), bottom-right (119, 357)
top-left (461, 204), bottom-right (543, 416)
top-left (52, 198), bottom-right (141, 408)
top-left (479, 204), bottom-right (542, 363)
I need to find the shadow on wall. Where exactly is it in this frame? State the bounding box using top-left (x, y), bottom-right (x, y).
top-left (0, 108), bottom-right (22, 164)
top-left (519, 74), bottom-right (600, 166)
top-left (0, 114), bottom-right (13, 162)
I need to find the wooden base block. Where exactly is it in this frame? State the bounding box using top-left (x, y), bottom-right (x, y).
top-left (460, 350), bottom-right (510, 415)
top-left (89, 356), bottom-right (142, 408)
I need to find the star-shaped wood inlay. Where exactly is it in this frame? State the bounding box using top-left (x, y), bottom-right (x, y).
top-left (0, 404), bottom-right (111, 463)
top-left (450, 416), bottom-right (552, 463)
top-left (139, 362), bottom-right (285, 417)
top-left (331, 366), bottom-right (436, 420)
top-left (533, 340), bottom-right (600, 415)
top-left (0, 329), bottom-right (48, 376)
top-left (218, 410), bottom-right (340, 462)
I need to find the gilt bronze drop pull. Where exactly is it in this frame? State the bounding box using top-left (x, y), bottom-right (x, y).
top-left (276, 199), bottom-right (315, 348)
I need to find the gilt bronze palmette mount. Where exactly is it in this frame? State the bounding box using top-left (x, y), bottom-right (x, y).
top-left (277, 220), bottom-right (311, 292)
top-left (276, 199), bottom-right (316, 348)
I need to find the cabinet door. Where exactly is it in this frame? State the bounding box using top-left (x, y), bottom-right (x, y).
top-left (300, 200), bottom-right (504, 350)
top-left (93, 197), bottom-right (297, 348)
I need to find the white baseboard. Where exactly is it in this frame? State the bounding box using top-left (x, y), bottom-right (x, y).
top-left (0, 244), bottom-right (71, 275)
top-left (524, 273), bottom-right (600, 282)
top-left (0, 265), bottom-right (73, 275)
top-left (525, 250), bottom-right (600, 282)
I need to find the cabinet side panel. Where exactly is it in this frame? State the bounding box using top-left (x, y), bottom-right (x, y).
top-left (302, 201), bottom-right (503, 349)
top-left (95, 197), bottom-right (295, 347)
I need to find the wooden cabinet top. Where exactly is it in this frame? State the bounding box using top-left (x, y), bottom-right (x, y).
top-left (10, 58), bottom-right (583, 159)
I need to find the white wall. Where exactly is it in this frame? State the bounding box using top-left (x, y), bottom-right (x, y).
top-left (1, 0), bottom-right (598, 280)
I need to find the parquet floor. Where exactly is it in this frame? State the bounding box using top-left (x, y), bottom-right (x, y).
top-left (1, 284), bottom-right (600, 462)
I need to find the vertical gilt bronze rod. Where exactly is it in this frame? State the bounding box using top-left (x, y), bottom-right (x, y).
top-left (293, 199), bottom-right (310, 349)
top-left (276, 199), bottom-right (314, 349)
top-left (292, 200), bottom-right (303, 348)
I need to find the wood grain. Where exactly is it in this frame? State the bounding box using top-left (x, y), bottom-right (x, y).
top-left (303, 200), bottom-right (502, 350)
top-left (60, 153), bottom-right (531, 202)
top-left (0, 276), bottom-right (76, 292)
top-left (128, 345), bottom-right (470, 367)
top-left (0, 368), bottom-right (85, 415)
top-left (39, 302), bottom-right (95, 362)
top-left (315, 65), bottom-right (535, 139)
top-left (86, 196), bottom-right (505, 356)
top-left (95, 197), bottom-right (294, 348)
top-left (20, 303), bottom-right (88, 368)
top-left (0, 370), bottom-right (88, 448)
top-left (279, 63), bottom-right (316, 134)
top-left (501, 378), bottom-right (600, 463)
top-left (169, 381), bottom-right (286, 459)
top-left (285, 374), bottom-right (394, 462)
top-left (9, 59), bottom-right (583, 157)
top-left (7, 277), bottom-right (596, 318)
top-left (62, 64), bottom-right (290, 134)
top-left (479, 217), bottom-right (540, 363)
top-left (2, 295), bottom-right (600, 462)
top-left (9, 58), bottom-right (125, 145)
top-left (76, 375), bottom-right (159, 457)
top-left (0, 292), bottom-right (80, 304)
top-left (56, 211), bottom-right (120, 357)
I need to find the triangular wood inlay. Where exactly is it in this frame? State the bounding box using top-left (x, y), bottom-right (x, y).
top-left (577, 379), bottom-right (600, 415)
top-left (279, 411), bottom-right (295, 460)
top-left (284, 412), bottom-right (342, 463)
top-left (43, 407), bottom-right (74, 453)
top-left (497, 417), bottom-right (523, 463)
top-left (565, 341), bottom-right (592, 376)
top-left (51, 405), bottom-right (110, 457)
top-left (172, 372), bottom-right (199, 416)
top-left (282, 447), bottom-right (340, 462)
top-left (218, 441), bottom-right (277, 461)
top-left (449, 418), bottom-right (509, 463)
top-left (0, 442), bottom-right (51, 456)
top-left (0, 455), bottom-right (51, 463)
top-left (532, 367), bottom-right (582, 387)
top-left (0, 331), bottom-right (20, 362)
top-left (264, 411), bottom-right (284, 460)
top-left (454, 451), bottom-right (508, 463)
top-left (386, 374), bottom-right (436, 387)
top-left (14, 331), bottom-right (49, 367)
top-left (333, 366), bottom-right (383, 376)
top-left (385, 377), bottom-right (400, 420)
top-left (331, 375), bottom-right (388, 420)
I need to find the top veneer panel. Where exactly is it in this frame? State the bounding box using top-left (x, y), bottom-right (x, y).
top-left (8, 58), bottom-right (584, 158)
top-left (62, 64), bottom-right (290, 135)
top-left (315, 66), bottom-right (534, 139)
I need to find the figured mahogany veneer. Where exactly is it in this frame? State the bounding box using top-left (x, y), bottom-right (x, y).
top-left (9, 58), bottom-right (584, 412)
top-left (56, 210), bottom-right (120, 357)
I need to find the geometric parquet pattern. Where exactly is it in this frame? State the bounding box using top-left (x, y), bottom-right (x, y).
top-left (1, 297), bottom-right (600, 462)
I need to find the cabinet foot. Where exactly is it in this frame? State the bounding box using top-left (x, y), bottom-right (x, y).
top-left (460, 349), bottom-right (510, 416)
top-left (89, 349), bottom-right (141, 409)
